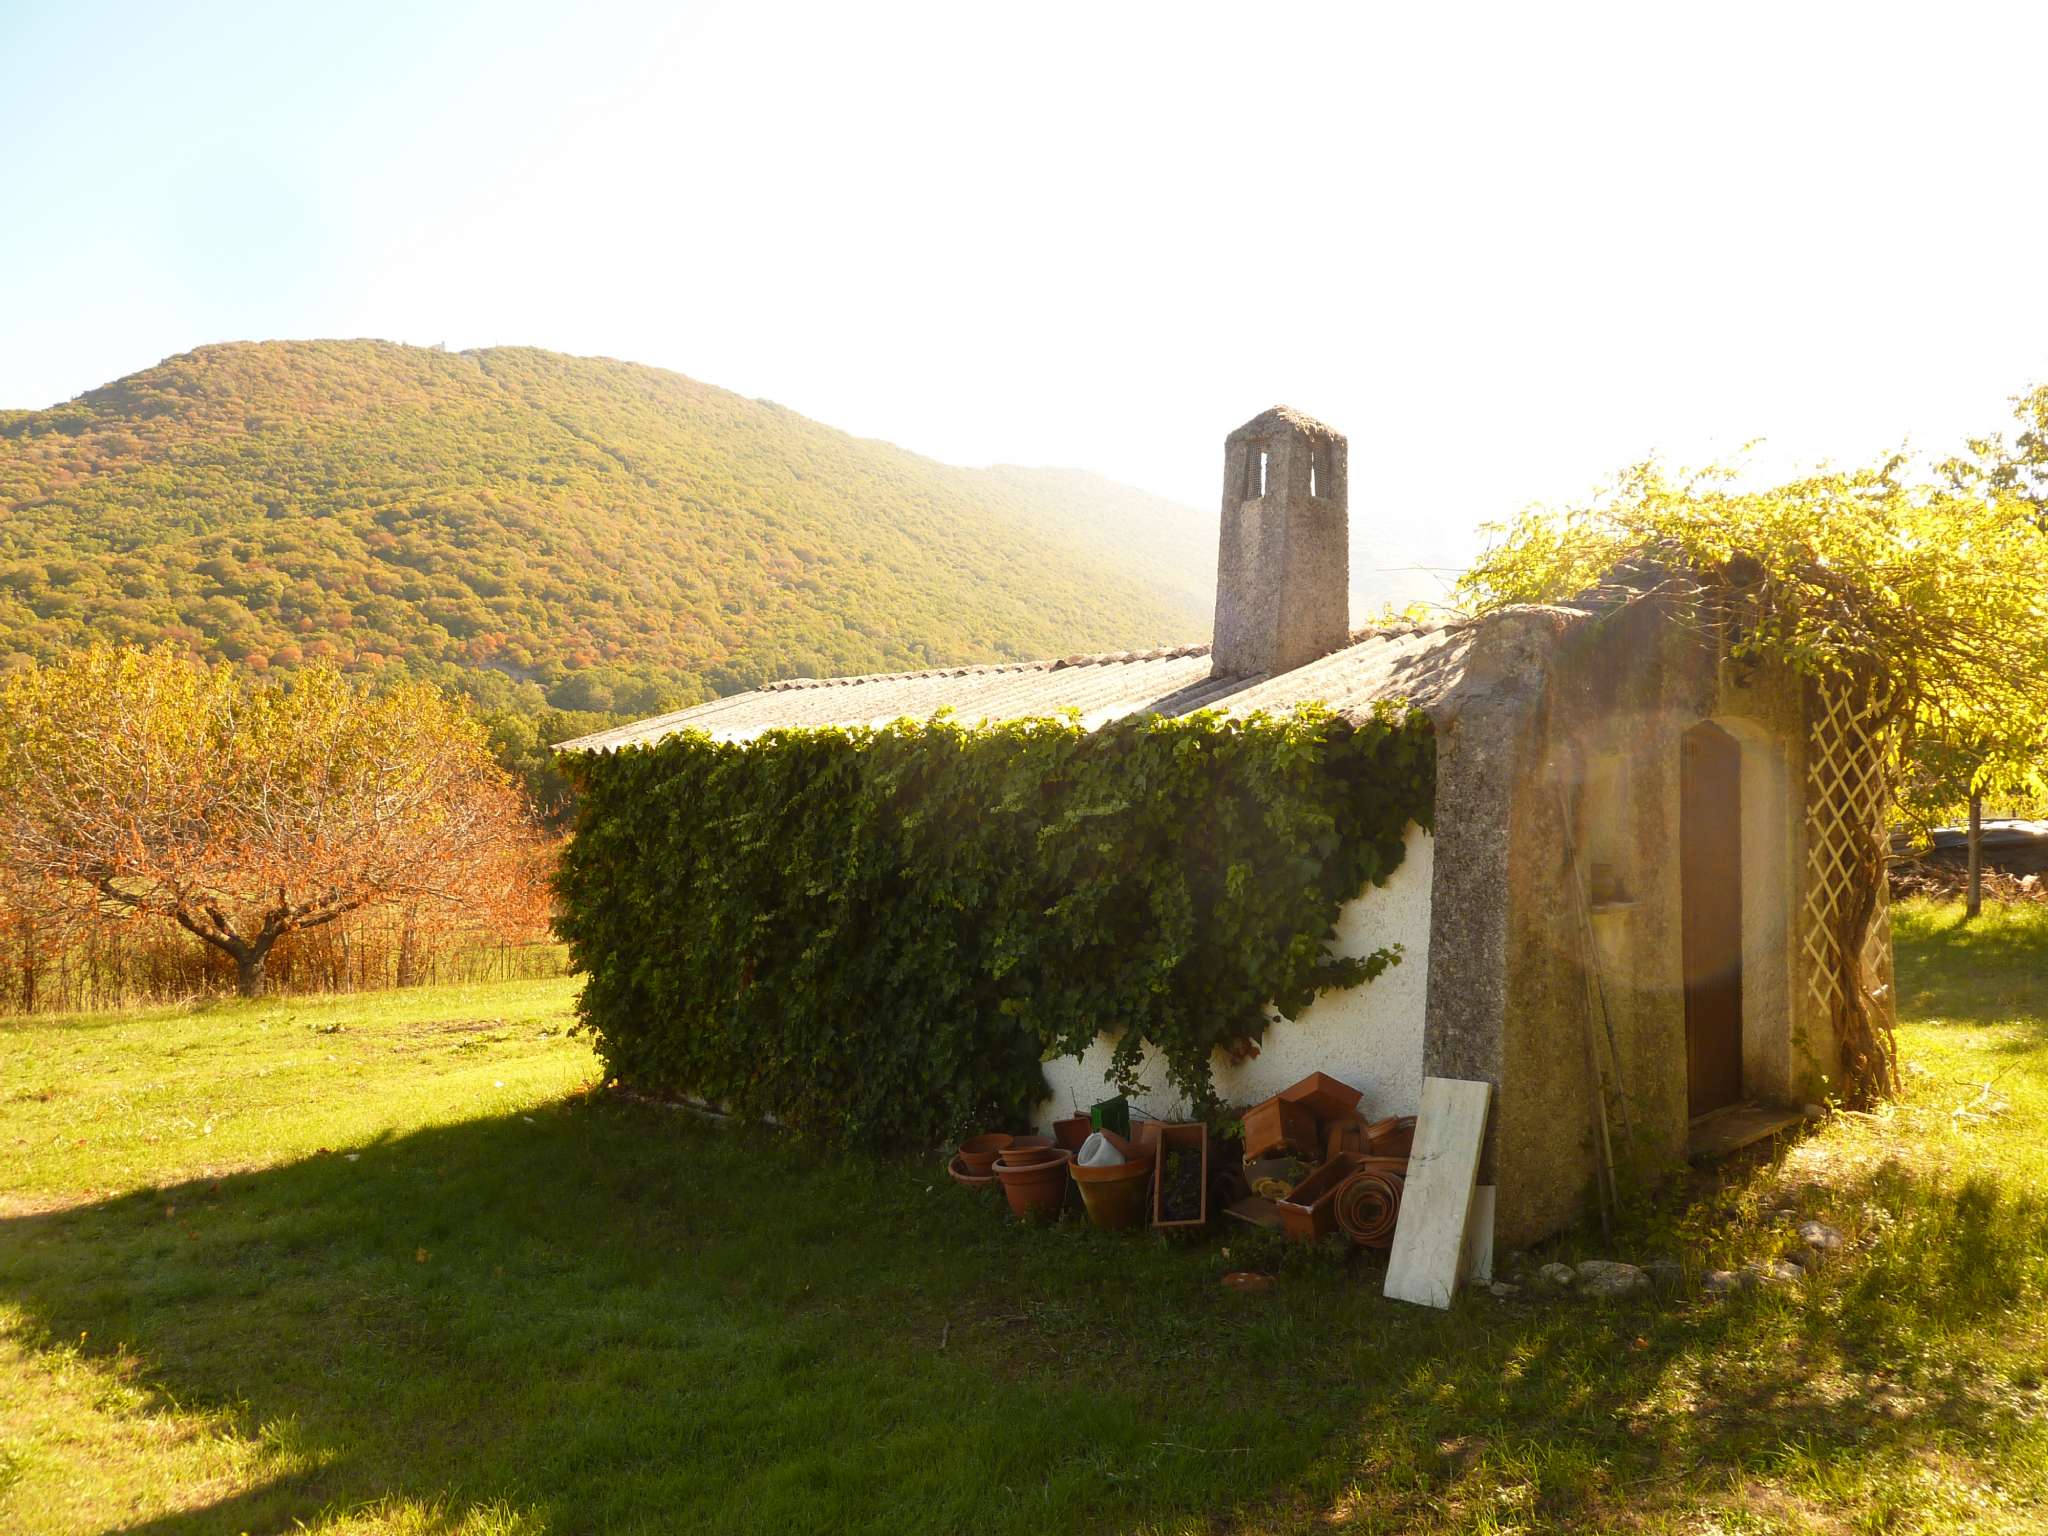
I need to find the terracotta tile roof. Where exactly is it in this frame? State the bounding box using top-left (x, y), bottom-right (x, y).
top-left (556, 621), bottom-right (1485, 752)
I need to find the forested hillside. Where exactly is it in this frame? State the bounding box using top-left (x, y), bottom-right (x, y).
top-left (0, 341), bottom-right (1210, 716)
top-left (977, 465), bottom-right (1217, 621)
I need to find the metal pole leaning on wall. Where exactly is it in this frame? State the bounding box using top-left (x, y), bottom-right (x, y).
top-left (1555, 774), bottom-right (1621, 1234)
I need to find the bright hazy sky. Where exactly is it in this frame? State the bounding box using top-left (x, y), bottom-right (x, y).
top-left (6, 1), bottom-right (2046, 601)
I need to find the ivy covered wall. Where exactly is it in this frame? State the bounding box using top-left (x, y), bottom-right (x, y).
top-left (556, 704), bottom-right (1436, 1145)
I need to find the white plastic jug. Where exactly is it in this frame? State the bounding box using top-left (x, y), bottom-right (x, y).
top-left (1077, 1131), bottom-right (1127, 1167)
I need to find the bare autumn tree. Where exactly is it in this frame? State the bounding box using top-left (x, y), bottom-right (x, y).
top-left (0, 646), bottom-right (533, 997)
top-left (0, 861), bottom-right (84, 1014)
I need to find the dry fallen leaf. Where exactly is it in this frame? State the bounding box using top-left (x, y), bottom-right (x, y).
top-left (416, 1247), bottom-right (430, 1264)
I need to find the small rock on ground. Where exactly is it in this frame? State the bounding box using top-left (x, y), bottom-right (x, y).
top-left (1489, 1281), bottom-right (1520, 1299)
top-left (1798, 1220), bottom-right (1845, 1254)
top-left (1744, 1259), bottom-right (1804, 1287)
top-left (1574, 1260), bottom-right (1651, 1297)
top-left (1536, 1262), bottom-right (1576, 1290)
top-left (1703, 1269), bottom-right (1745, 1295)
top-left (1645, 1259), bottom-right (1684, 1288)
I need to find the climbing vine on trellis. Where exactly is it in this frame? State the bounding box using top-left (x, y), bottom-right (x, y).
top-left (555, 704), bottom-right (1435, 1145)
top-left (1460, 454), bottom-right (2048, 1106)
top-left (1803, 668), bottom-right (1900, 1105)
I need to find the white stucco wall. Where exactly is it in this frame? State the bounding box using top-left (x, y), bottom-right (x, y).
top-left (1035, 823), bottom-right (1435, 1130)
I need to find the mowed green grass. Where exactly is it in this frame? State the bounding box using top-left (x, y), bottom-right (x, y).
top-left (2, 980), bottom-right (589, 1210)
top-left (2, 903), bottom-right (2046, 1534)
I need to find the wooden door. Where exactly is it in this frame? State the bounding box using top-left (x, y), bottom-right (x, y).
top-left (1681, 722), bottom-right (1744, 1117)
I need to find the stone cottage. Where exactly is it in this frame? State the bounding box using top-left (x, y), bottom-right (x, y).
top-left (563, 407), bottom-right (1894, 1245)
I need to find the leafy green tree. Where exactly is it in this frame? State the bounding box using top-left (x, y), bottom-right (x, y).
top-left (1949, 382), bottom-right (2048, 522)
top-left (481, 707), bottom-right (632, 829)
top-left (1912, 383), bottom-right (2048, 914)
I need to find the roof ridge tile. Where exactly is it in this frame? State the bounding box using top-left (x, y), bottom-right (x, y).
top-left (756, 642), bottom-right (1214, 692)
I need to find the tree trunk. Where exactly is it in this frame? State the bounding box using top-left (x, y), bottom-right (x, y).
top-left (1966, 790), bottom-right (1984, 920)
top-left (396, 909), bottom-right (420, 989)
top-left (17, 918), bottom-right (35, 1015)
top-left (174, 907), bottom-right (286, 1000)
top-left (234, 934), bottom-right (279, 998)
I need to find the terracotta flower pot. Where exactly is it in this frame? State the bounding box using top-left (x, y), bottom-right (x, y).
top-left (947, 1154), bottom-right (996, 1189)
top-left (1332, 1167), bottom-right (1405, 1248)
top-left (1071, 1148), bottom-right (1156, 1229)
top-left (994, 1146), bottom-right (1072, 1218)
top-left (997, 1134), bottom-right (1053, 1160)
top-left (994, 1142), bottom-right (1061, 1170)
top-left (957, 1133), bottom-right (1014, 1174)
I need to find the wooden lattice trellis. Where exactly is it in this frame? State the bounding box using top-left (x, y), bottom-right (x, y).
top-left (1803, 671), bottom-right (1892, 1024)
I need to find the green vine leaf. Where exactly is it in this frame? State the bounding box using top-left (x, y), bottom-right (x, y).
top-left (556, 703), bottom-right (1435, 1144)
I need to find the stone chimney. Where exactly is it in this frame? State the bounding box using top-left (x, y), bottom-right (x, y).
top-left (1211, 406), bottom-right (1349, 677)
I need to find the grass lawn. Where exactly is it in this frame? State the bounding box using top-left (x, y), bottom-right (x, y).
top-left (3, 903), bottom-right (2046, 1533)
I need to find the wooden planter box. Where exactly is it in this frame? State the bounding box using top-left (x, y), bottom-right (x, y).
top-left (1323, 1114), bottom-right (1371, 1160)
top-left (1150, 1123), bottom-right (1210, 1229)
top-left (1366, 1115), bottom-right (1417, 1159)
top-left (1279, 1071), bottom-right (1363, 1122)
top-left (1274, 1152), bottom-right (1362, 1241)
top-left (1241, 1095), bottom-right (1319, 1161)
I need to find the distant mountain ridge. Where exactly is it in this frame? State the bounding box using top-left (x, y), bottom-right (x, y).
top-left (0, 340), bottom-right (1213, 714)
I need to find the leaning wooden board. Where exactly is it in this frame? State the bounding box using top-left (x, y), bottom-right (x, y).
top-left (1462, 1184), bottom-right (1496, 1284)
top-left (1383, 1077), bottom-right (1492, 1309)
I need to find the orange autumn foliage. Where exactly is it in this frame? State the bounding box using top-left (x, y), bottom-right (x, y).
top-left (0, 646), bottom-right (551, 999)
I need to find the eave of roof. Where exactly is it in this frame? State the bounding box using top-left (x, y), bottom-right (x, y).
top-left (553, 620), bottom-right (1490, 752)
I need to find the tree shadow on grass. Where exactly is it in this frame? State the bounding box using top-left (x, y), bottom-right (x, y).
top-left (1424, 1170), bottom-right (2048, 1529)
top-left (1890, 909), bottom-right (2048, 1073)
top-left (2, 1095), bottom-right (2043, 1535)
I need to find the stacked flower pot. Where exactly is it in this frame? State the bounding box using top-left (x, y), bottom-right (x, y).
top-left (1238, 1072), bottom-right (1418, 1250)
top-left (1069, 1129), bottom-right (1155, 1229)
top-left (949, 1115), bottom-right (1219, 1231)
